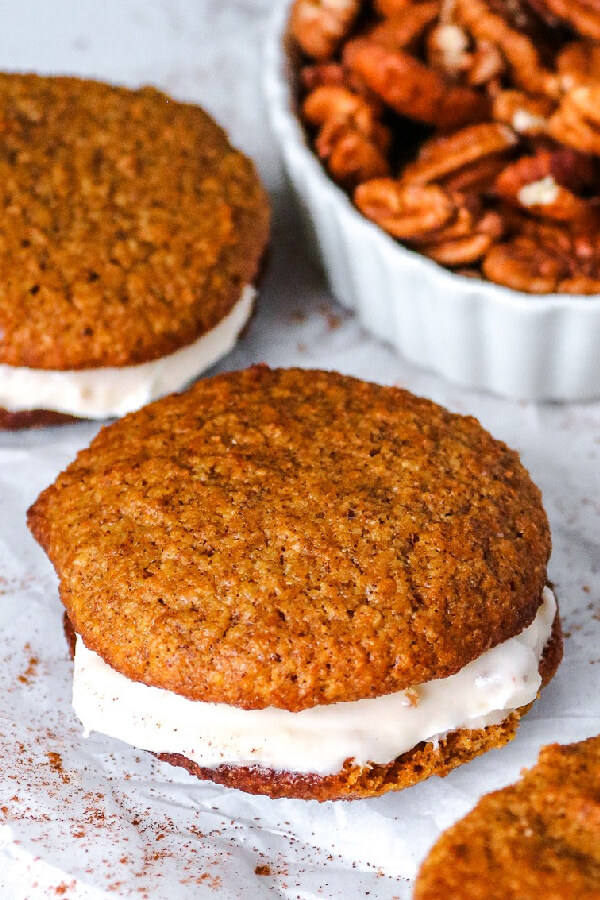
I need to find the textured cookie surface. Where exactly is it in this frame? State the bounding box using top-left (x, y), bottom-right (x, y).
top-left (0, 73), bottom-right (268, 370)
top-left (29, 366), bottom-right (551, 711)
top-left (415, 734), bottom-right (600, 899)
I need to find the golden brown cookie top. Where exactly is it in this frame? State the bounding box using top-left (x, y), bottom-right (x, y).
top-left (414, 735), bottom-right (600, 899)
top-left (28, 367), bottom-right (551, 711)
top-left (0, 73), bottom-right (269, 370)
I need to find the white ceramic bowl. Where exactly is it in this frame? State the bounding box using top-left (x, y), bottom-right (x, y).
top-left (264, 1), bottom-right (600, 401)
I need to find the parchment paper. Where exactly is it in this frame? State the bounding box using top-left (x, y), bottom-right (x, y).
top-left (1, 2), bottom-right (600, 897)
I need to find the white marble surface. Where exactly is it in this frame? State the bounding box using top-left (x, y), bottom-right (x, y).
top-left (0, 2), bottom-right (599, 898)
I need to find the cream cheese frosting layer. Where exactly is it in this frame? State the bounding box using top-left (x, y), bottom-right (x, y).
top-left (0, 286), bottom-right (255, 419)
top-left (72, 587), bottom-right (556, 776)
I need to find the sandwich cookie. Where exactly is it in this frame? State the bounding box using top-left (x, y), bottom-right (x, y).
top-left (28, 367), bottom-right (562, 800)
top-left (0, 74), bottom-right (269, 427)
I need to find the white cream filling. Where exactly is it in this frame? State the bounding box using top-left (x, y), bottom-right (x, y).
top-left (518, 176), bottom-right (559, 208)
top-left (72, 588), bottom-right (556, 776)
top-left (0, 285), bottom-right (255, 419)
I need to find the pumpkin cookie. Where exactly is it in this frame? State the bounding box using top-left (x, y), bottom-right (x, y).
top-left (415, 734), bottom-right (600, 898)
top-left (29, 367), bottom-right (562, 800)
top-left (0, 73), bottom-right (269, 426)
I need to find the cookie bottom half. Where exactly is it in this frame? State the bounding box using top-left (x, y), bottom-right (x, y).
top-left (0, 407), bottom-right (79, 430)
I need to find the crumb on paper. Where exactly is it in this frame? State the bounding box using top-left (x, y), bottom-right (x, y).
top-left (52, 882), bottom-right (76, 896)
top-left (47, 751), bottom-right (70, 784)
top-left (18, 643), bottom-right (39, 684)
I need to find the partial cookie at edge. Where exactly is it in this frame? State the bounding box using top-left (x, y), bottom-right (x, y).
top-left (414, 727), bottom-right (600, 899)
top-left (0, 73), bottom-right (269, 372)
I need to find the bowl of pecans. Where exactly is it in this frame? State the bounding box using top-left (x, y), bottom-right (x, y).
top-left (264, 0), bottom-right (600, 400)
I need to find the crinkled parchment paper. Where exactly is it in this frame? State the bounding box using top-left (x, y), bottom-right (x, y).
top-left (1, 2), bottom-right (600, 897)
